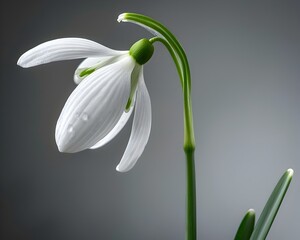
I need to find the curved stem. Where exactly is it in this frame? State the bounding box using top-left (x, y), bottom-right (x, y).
top-left (149, 37), bottom-right (183, 86)
top-left (120, 13), bottom-right (195, 150)
top-left (150, 37), bottom-right (196, 240)
top-left (119, 13), bottom-right (197, 240)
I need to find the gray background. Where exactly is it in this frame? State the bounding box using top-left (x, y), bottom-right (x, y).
top-left (1, 0), bottom-right (300, 239)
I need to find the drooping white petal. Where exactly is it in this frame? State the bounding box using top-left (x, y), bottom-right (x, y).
top-left (74, 53), bottom-right (129, 84)
top-left (89, 97), bottom-right (135, 149)
top-left (17, 38), bottom-right (127, 68)
top-left (116, 67), bottom-right (152, 172)
top-left (55, 56), bottom-right (135, 153)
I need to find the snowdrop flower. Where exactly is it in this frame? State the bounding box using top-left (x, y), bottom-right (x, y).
top-left (18, 37), bottom-right (154, 172)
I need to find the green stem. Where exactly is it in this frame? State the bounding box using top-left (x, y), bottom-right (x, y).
top-left (120, 13), bottom-right (196, 240)
top-left (119, 13), bottom-right (195, 149)
top-left (186, 150), bottom-right (197, 240)
top-left (149, 37), bottom-right (183, 86)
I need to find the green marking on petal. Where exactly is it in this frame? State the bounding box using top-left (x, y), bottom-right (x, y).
top-left (125, 98), bottom-right (132, 112)
top-left (125, 64), bottom-right (141, 112)
top-left (79, 67), bottom-right (96, 77)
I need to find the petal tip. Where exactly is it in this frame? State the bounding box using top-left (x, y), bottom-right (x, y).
top-left (17, 55), bottom-right (27, 68)
top-left (56, 141), bottom-right (77, 153)
top-left (116, 164), bottom-right (130, 173)
top-left (55, 133), bottom-right (74, 153)
top-left (116, 165), bottom-right (122, 172)
top-left (56, 141), bottom-right (67, 153)
top-left (55, 128), bottom-right (81, 153)
top-left (17, 52), bottom-right (42, 68)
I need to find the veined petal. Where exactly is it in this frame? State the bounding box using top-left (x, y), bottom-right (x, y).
top-left (116, 68), bottom-right (151, 172)
top-left (17, 38), bottom-right (127, 68)
top-left (89, 96), bottom-right (135, 149)
top-left (74, 53), bottom-right (129, 84)
top-left (55, 56), bottom-right (135, 153)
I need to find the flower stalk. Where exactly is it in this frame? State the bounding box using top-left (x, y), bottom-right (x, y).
top-left (119, 13), bottom-right (196, 240)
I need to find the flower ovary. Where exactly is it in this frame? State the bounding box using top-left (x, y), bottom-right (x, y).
top-left (129, 38), bottom-right (154, 65)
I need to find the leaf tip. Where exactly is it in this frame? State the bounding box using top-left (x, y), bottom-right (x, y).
top-left (247, 208), bottom-right (255, 216)
top-left (287, 168), bottom-right (294, 177)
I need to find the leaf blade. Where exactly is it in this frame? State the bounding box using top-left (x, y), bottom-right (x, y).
top-left (250, 169), bottom-right (294, 240)
top-left (234, 209), bottom-right (256, 240)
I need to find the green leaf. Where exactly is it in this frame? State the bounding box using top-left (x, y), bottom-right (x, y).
top-left (250, 169), bottom-right (294, 240)
top-left (234, 209), bottom-right (256, 240)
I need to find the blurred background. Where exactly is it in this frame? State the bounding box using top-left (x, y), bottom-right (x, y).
top-left (1, 0), bottom-right (300, 239)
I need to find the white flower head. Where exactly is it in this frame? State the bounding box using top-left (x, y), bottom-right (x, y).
top-left (18, 37), bottom-right (154, 172)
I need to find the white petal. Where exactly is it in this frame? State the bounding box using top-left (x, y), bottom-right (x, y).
top-left (89, 97), bottom-right (135, 149)
top-left (55, 56), bottom-right (135, 153)
top-left (76, 57), bottom-right (105, 70)
top-left (17, 38), bottom-right (127, 68)
top-left (74, 53), bottom-right (129, 84)
top-left (116, 68), bottom-right (152, 172)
